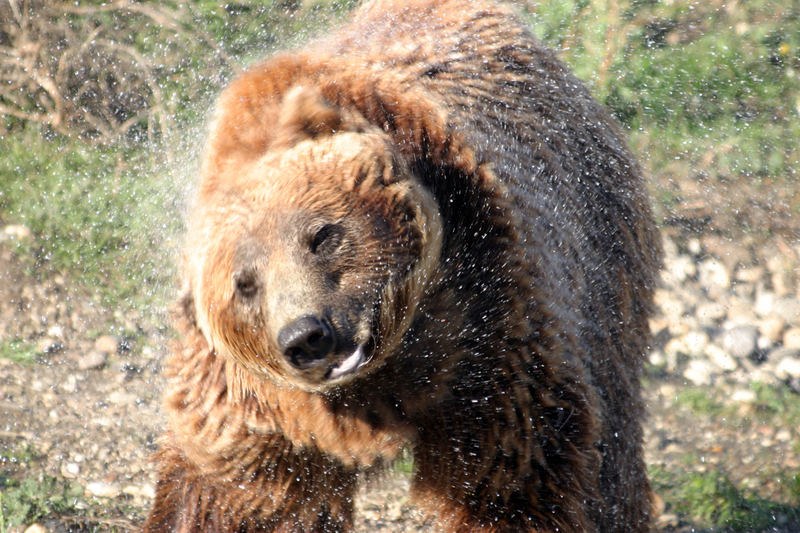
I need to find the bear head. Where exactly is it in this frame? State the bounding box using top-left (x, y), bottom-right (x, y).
top-left (184, 87), bottom-right (443, 391)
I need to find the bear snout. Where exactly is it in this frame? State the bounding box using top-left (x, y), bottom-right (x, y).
top-left (277, 315), bottom-right (335, 369)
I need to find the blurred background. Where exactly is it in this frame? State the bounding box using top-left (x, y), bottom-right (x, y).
top-left (0, 0), bottom-right (798, 531)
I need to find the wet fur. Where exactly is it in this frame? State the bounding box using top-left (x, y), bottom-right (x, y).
top-left (145, 0), bottom-right (662, 531)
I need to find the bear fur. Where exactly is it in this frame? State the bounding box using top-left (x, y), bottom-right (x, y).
top-left (144, 0), bottom-right (662, 531)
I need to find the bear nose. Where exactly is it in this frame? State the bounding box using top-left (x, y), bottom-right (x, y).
top-left (277, 315), bottom-right (335, 369)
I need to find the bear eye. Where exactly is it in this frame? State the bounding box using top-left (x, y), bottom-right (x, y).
top-left (310, 223), bottom-right (344, 256)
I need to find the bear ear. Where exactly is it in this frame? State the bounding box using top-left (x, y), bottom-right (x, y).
top-left (272, 86), bottom-right (347, 147)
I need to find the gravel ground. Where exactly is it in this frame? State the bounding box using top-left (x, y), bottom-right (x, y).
top-left (2, 208), bottom-right (800, 531)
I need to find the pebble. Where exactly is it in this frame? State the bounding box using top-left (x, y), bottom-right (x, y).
top-left (61, 462), bottom-right (80, 478)
top-left (23, 525), bottom-right (48, 533)
top-left (684, 331), bottom-right (709, 355)
top-left (720, 325), bottom-right (758, 360)
top-left (772, 297), bottom-right (800, 323)
top-left (705, 344), bottom-right (738, 372)
top-left (78, 350), bottom-right (109, 370)
top-left (774, 352), bottom-right (800, 380)
top-left (3, 224), bottom-right (32, 240)
top-left (86, 481), bottom-right (121, 499)
top-left (699, 258), bottom-right (731, 292)
top-left (783, 328), bottom-right (800, 350)
top-left (123, 483), bottom-right (156, 499)
top-left (736, 265), bottom-right (765, 283)
top-left (758, 316), bottom-right (786, 343)
top-left (684, 359), bottom-right (715, 386)
top-left (731, 389), bottom-right (756, 403)
top-left (94, 335), bottom-right (120, 355)
top-left (664, 255), bottom-right (696, 284)
top-left (696, 302), bottom-right (727, 325)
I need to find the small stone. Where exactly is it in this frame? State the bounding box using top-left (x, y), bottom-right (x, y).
top-left (648, 349), bottom-right (666, 368)
top-left (731, 389), bottom-right (756, 403)
top-left (86, 481), bottom-right (121, 499)
top-left (94, 335), bottom-right (119, 355)
top-left (721, 325), bottom-right (758, 360)
top-left (24, 524), bottom-right (48, 533)
top-left (699, 258), bottom-right (731, 291)
top-left (755, 288), bottom-right (777, 318)
top-left (687, 238), bottom-right (702, 256)
top-left (757, 336), bottom-right (773, 352)
top-left (772, 297), bottom-right (800, 324)
top-left (783, 328), bottom-right (800, 350)
top-left (705, 344), bottom-right (738, 372)
top-left (696, 302), bottom-right (727, 325)
top-left (684, 331), bottom-right (709, 355)
top-left (736, 265), bottom-right (765, 284)
top-left (664, 338), bottom-right (688, 358)
top-left (123, 483), bottom-right (156, 499)
top-left (726, 299), bottom-right (757, 325)
top-left (78, 350), bottom-right (108, 370)
top-left (684, 359), bottom-right (715, 386)
top-left (758, 316), bottom-right (786, 343)
top-left (61, 462), bottom-right (80, 478)
top-left (46, 324), bottom-right (65, 338)
top-left (775, 352), bottom-right (800, 380)
top-left (108, 390), bottom-right (136, 405)
top-left (662, 235), bottom-right (679, 257)
top-left (3, 224), bottom-right (32, 240)
top-left (773, 271), bottom-right (795, 297)
top-left (654, 288), bottom-right (687, 320)
top-left (663, 255), bottom-right (696, 284)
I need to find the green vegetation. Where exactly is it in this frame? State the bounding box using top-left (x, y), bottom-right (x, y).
top-left (0, 129), bottom-right (183, 313)
top-left (0, 338), bottom-right (37, 365)
top-left (0, 474), bottom-right (83, 532)
top-left (0, 444), bottom-right (81, 531)
top-left (651, 466), bottom-right (800, 531)
top-left (524, 0), bottom-right (800, 183)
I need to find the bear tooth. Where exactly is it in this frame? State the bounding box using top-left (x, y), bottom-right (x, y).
top-left (329, 345), bottom-right (366, 379)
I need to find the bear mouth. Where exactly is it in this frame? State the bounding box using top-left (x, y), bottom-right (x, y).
top-left (325, 343), bottom-right (372, 381)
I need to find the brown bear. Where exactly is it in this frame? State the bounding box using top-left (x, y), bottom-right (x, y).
top-left (144, 0), bottom-right (662, 531)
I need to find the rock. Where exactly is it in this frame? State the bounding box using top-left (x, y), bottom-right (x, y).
top-left (86, 481), bottom-right (121, 499)
top-left (726, 298), bottom-right (757, 324)
top-left (772, 297), bottom-right (800, 324)
top-left (755, 288), bottom-right (777, 318)
top-left (687, 237), bottom-right (702, 256)
top-left (78, 350), bottom-right (108, 370)
top-left (46, 324), bottom-right (65, 338)
top-left (696, 302), bottom-right (727, 325)
top-left (60, 462), bottom-right (80, 478)
top-left (772, 271), bottom-right (795, 297)
top-left (663, 254), bottom-right (696, 284)
top-left (731, 389), bottom-right (757, 403)
top-left (758, 316), bottom-right (786, 343)
top-left (705, 344), bottom-right (738, 372)
top-left (684, 359), bottom-right (715, 386)
top-left (24, 524), bottom-right (48, 533)
top-left (3, 224), bottom-right (32, 240)
top-left (783, 328), bottom-right (800, 350)
top-left (94, 335), bottom-right (120, 355)
top-left (736, 265), bottom-right (766, 284)
top-left (684, 331), bottom-right (709, 355)
top-left (721, 325), bottom-right (758, 360)
top-left (123, 483), bottom-right (156, 499)
top-left (774, 350), bottom-right (800, 380)
top-left (654, 288), bottom-right (687, 320)
top-left (699, 258), bottom-right (731, 292)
